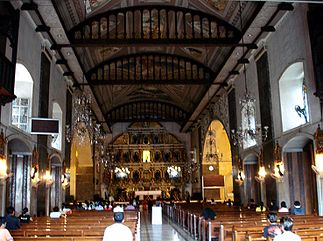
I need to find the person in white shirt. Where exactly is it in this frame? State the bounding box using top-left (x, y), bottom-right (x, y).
top-left (273, 216), bottom-right (301, 241)
top-left (102, 206), bottom-right (133, 241)
top-left (278, 201), bottom-right (289, 213)
top-left (49, 206), bottom-right (62, 219)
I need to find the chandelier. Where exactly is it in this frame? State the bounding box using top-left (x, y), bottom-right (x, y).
top-left (205, 125), bottom-right (222, 169)
top-left (231, 3), bottom-right (268, 148)
top-left (66, 89), bottom-right (104, 145)
top-left (231, 92), bottom-right (269, 147)
top-left (167, 165), bottom-right (181, 178)
top-left (114, 167), bottom-right (130, 179)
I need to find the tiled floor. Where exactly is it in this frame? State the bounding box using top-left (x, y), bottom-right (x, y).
top-left (140, 211), bottom-right (195, 241)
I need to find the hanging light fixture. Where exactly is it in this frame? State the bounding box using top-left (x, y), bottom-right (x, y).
top-left (231, 3), bottom-right (268, 148)
top-left (204, 91), bottom-right (223, 172)
top-left (235, 156), bottom-right (245, 186)
top-left (271, 142), bottom-right (284, 182)
top-left (255, 148), bottom-right (267, 183)
top-left (65, 49), bottom-right (105, 145)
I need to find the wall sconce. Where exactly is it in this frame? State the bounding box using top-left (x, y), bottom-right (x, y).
top-left (61, 173), bottom-right (69, 189)
top-left (31, 146), bottom-right (40, 187)
top-left (0, 129), bottom-right (9, 181)
top-left (312, 125), bottom-right (323, 176)
top-left (31, 170), bottom-right (41, 187)
top-left (0, 156), bottom-right (9, 181)
top-left (271, 142), bottom-right (284, 182)
top-left (235, 157), bottom-right (245, 186)
top-left (43, 170), bottom-right (53, 187)
top-left (255, 149), bottom-right (266, 183)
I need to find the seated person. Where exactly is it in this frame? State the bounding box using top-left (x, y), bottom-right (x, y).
top-left (274, 216), bottom-right (301, 241)
top-left (268, 200), bottom-right (279, 212)
top-left (247, 198), bottom-right (257, 210)
top-left (0, 218), bottom-right (13, 241)
top-left (62, 206), bottom-right (72, 215)
top-left (278, 201), bottom-right (289, 213)
top-left (290, 201), bottom-right (305, 215)
top-left (102, 206), bottom-right (133, 241)
top-left (201, 207), bottom-right (216, 220)
top-left (5, 206), bottom-right (20, 231)
top-left (18, 207), bottom-right (32, 224)
top-left (50, 206), bottom-right (62, 218)
top-left (125, 202), bottom-right (136, 211)
top-left (263, 212), bottom-right (282, 238)
top-left (256, 201), bottom-right (266, 212)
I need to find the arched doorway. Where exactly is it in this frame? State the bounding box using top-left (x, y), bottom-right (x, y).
top-left (50, 155), bottom-right (62, 211)
top-left (280, 136), bottom-right (317, 214)
top-left (7, 137), bottom-right (31, 215)
top-left (242, 154), bottom-right (260, 206)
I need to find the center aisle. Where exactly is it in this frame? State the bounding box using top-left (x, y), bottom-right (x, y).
top-left (140, 210), bottom-right (195, 241)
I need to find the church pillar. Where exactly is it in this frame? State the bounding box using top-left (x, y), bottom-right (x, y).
top-left (308, 4), bottom-right (323, 216)
top-left (45, 186), bottom-right (50, 216)
top-left (0, 179), bottom-right (6, 216)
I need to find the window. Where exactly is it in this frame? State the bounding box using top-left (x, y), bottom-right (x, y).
top-left (12, 64), bottom-right (33, 132)
top-left (279, 62), bottom-right (309, 132)
top-left (12, 98), bottom-right (29, 132)
top-left (52, 103), bottom-right (62, 150)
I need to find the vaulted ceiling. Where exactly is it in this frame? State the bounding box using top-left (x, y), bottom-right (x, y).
top-left (19, 0), bottom-right (289, 132)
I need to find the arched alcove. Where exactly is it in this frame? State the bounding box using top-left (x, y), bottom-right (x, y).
top-left (279, 62), bottom-right (309, 132)
top-left (281, 135), bottom-right (316, 214)
top-left (242, 154), bottom-right (259, 206)
top-left (202, 120), bottom-right (233, 201)
top-left (12, 63), bottom-right (33, 132)
top-left (70, 125), bottom-right (93, 201)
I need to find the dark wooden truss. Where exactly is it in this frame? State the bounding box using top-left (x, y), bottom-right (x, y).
top-left (86, 52), bottom-right (216, 85)
top-left (106, 101), bottom-right (188, 125)
top-left (67, 5), bottom-right (241, 47)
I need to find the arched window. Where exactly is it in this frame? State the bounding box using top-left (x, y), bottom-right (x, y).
top-left (279, 62), bottom-right (309, 132)
top-left (12, 64), bottom-right (33, 132)
top-left (52, 102), bottom-right (62, 150)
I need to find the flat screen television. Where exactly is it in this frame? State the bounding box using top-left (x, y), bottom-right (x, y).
top-left (31, 118), bottom-right (59, 135)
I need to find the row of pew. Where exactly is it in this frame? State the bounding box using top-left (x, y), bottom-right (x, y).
top-left (163, 203), bottom-right (323, 241)
top-left (10, 210), bottom-right (140, 241)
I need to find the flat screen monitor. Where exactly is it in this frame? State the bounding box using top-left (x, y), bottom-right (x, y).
top-left (31, 118), bottom-right (59, 135)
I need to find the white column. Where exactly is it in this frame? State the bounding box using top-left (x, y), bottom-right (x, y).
top-left (317, 176), bottom-right (323, 216)
top-left (45, 185), bottom-right (51, 216)
top-left (0, 180), bottom-right (6, 216)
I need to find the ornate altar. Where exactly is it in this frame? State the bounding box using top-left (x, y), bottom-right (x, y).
top-left (100, 122), bottom-right (188, 200)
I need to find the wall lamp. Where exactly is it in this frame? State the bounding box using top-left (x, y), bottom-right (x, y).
top-left (43, 169), bottom-right (53, 187)
top-left (271, 142), bottom-right (284, 182)
top-left (255, 149), bottom-right (267, 183)
top-left (0, 129), bottom-right (9, 181)
top-left (235, 157), bottom-right (245, 186)
top-left (312, 125), bottom-right (323, 176)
